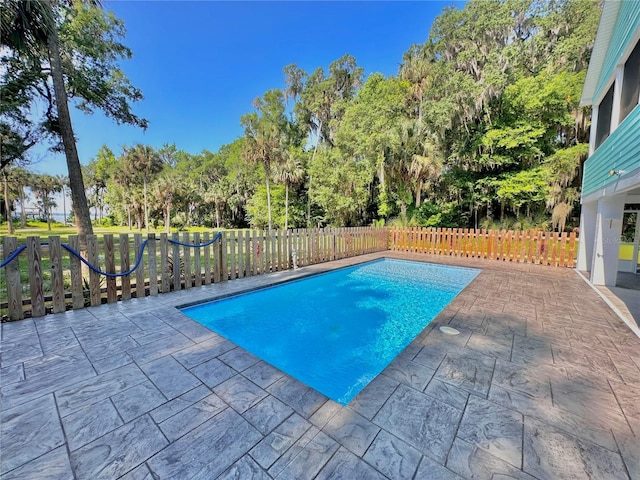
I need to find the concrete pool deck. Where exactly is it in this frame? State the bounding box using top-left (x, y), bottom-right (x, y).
top-left (1, 252), bottom-right (639, 479)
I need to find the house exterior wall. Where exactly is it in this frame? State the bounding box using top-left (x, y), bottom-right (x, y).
top-left (594, 1), bottom-right (640, 103)
top-left (579, 1), bottom-right (640, 286)
top-left (582, 106), bottom-right (640, 197)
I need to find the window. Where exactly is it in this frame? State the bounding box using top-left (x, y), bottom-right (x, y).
top-left (595, 84), bottom-right (614, 149)
top-left (620, 40), bottom-right (640, 123)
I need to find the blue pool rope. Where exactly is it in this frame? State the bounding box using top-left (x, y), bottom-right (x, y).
top-left (0, 245), bottom-right (27, 268)
top-left (60, 241), bottom-right (148, 278)
top-left (167, 231), bottom-right (222, 248)
top-left (0, 232), bottom-right (223, 275)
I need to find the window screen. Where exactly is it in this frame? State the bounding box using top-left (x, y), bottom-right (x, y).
top-left (595, 84), bottom-right (614, 149)
top-left (620, 40), bottom-right (640, 123)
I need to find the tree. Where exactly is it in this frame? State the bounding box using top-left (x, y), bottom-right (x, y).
top-left (1, 1), bottom-right (147, 236)
top-left (55, 174), bottom-right (68, 225)
top-left (241, 90), bottom-right (288, 231)
top-left (6, 166), bottom-right (32, 228)
top-left (335, 74), bottom-right (410, 218)
top-left (203, 178), bottom-right (229, 229)
top-left (2, 169), bottom-right (14, 234)
top-left (152, 169), bottom-right (182, 233)
top-left (309, 147), bottom-right (370, 226)
top-left (84, 145), bottom-right (116, 223)
top-left (122, 145), bottom-right (162, 232)
top-left (274, 147), bottom-right (305, 230)
top-left (31, 173), bottom-right (62, 230)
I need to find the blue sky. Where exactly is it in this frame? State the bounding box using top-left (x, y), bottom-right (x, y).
top-left (31, 1), bottom-right (462, 177)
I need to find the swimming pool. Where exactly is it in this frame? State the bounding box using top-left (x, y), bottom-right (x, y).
top-left (181, 259), bottom-right (480, 404)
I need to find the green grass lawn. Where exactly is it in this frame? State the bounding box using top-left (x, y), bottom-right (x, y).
top-left (0, 221), bottom-right (224, 243)
top-left (1, 221), bottom-right (239, 313)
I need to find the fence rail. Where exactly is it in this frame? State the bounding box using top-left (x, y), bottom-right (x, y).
top-left (1, 227), bottom-right (388, 320)
top-left (389, 227), bottom-right (578, 267)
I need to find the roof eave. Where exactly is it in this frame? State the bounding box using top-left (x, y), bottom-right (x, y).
top-left (580, 1), bottom-right (621, 107)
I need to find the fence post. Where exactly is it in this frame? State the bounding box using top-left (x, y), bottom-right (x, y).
top-left (568, 231), bottom-right (577, 267)
top-left (148, 234), bottom-right (158, 295)
top-left (237, 230), bottom-right (245, 278)
top-left (68, 236), bottom-right (84, 310)
top-left (202, 232), bottom-right (211, 285)
top-left (245, 230), bottom-right (252, 276)
top-left (251, 230), bottom-right (258, 276)
top-left (267, 230), bottom-right (274, 273)
top-left (213, 232), bottom-right (221, 283)
top-left (25, 236), bottom-right (45, 317)
top-left (171, 233), bottom-right (181, 290)
top-left (48, 236), bottom-right (65, 313)
top-left (3, 237), bottom-right (23, 320)
top-left (104, 234), bottom-right (117, 303)
top-left (159, 233), bottom-right (170, 291)
top-left (134, 234), bottom-right (145, 297)
top-left (229, 230), bottom-right (237, 280)
top-left (86, 235), bottom-right (101, 307)
top-left (193, 232), bottom-right (202, 287)
top-left (182, 232), bottom-right (192, 289)
top-left (219, 231), bottom-right (227, 281)
top-left (119, 234), bottom-right (131, 300)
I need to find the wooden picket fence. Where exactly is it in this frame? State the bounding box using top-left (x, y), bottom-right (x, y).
top-left (389, 227), bottom-right (578, 267)
top-left (1, 227), bottom-right (388, 320)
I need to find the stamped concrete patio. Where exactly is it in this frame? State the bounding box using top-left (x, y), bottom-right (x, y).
top-left (1, 252), bottom-right (639, 480)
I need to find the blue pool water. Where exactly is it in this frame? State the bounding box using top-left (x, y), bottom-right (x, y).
top-left (181, 259), bottom-right (480, 404)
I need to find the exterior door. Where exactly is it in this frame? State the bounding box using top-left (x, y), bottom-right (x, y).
top-left (619, 210), bottom-right (640, 273)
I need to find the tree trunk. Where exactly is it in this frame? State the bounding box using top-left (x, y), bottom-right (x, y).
top-left (307, 118), bottom-right (322, 226)
top-left (19, 188), bottom-right (26, 228)
top-left (165, 202), bottom-right (171, 233)
top-left (3, 174), bottom-right (13, 234)
top-left (264, 164), bottom-right (272, 232)
top-left (284, 182), bottom-right (289, 231)
top-left (62, 185), bottom-right (67, 225)
top-left (46, 13), bottom-right (93, 237)
top-left (143, 177), bottom-right (149, 233)
top-left (415, 178), bottom-right (423, 208)
top-left (307, 175), bottom-right (312, 227)
top-left (127, 205), bottom-right (132, 229)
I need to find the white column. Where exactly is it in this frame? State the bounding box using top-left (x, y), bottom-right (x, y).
top-left (610, 66), bottom-right (624, 133)
top-left (577, 200), bottom-right (597, 272)
top-left (591, 195), bottom-right (626, 285)
top-left (588, 105), bottom-right (599, 156)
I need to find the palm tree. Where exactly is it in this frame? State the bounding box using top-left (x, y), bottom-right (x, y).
top-left (1, 166), bottom-right (33, 233)
top-left (31, 174), bottom-right (62, 230)
top-left (12, 167), bottom-right (32, 228)
top-left (399, 45), bottom-right (433, 124)
top-left (241, 90), bottom-right (288, 232)
top-left (274, 149), bottom-right (305, 230)
top-left (122, 145), bottom-right (162, 233)
top-left (2, 169), bottom-right (14, 234)
top-left (152, 171), bottom-right (182, 233)
top-left (55, 174), bottom-right (69, 225)
top-left (204, 179), bottom-right (228, 229)
top-left (410, 136), bottom-right (442, 208)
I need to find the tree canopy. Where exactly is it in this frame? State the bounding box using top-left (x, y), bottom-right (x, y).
top-left (2, 0), bottom-right (601, 233)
